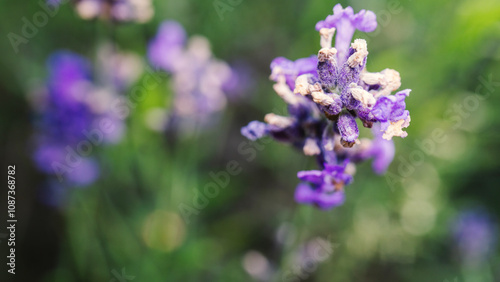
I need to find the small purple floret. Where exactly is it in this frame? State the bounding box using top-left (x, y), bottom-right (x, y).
top-left (241, 121), bottom-right (268, 141)
top-left (337, 112), bottom-right (359, 145)
top-left (372, 89), bottom-right (411, 122)
top-left (295, 162), bottom-right (352, 209)
top-left (270, 55), bottom-right (318, 90)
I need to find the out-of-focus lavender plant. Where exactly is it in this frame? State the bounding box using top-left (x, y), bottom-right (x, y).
top-left (146, 20), bottom-right (246, 134)
top-left (49, 0), bottom-right (153, 23)
top-left (452, 209), bottom-right (498, 266)
top-left (96, 43), bottom-right (144, 92)
top-left (30, 49), bottom-right (141, 205)
top-left (242, 4), bottom-right (411, 210)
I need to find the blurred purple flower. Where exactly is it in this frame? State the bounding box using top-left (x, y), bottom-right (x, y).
top-left (148, 21), bottom-right (187, 72)
top-left (31, 49), bottom-right (134, 191)
top-left (66, 158), bottom-right (100, 185)
top-left (270, 55), bottom-right (318, 90)
top-left (32, 52), bottom-right (100, 186)
top-left (147, 20), bottom-right (238, 133)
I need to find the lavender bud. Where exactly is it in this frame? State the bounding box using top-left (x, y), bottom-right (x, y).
top-left (337, 39), bottom-right (368, 88)
top-left (337, 112), bottom-right (359, 147)
top-left (241, 121), bottom-right (268, 141)
top-left (317, 48), bottom-right (338, 89)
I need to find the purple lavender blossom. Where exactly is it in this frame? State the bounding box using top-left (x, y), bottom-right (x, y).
top-left (452, 209), bottom-right (498, 266)
top-left (148, 21), bottom-right (187, 72)
top-left (32, 52), bottom-right (100, 186)
top-left (31, 50), bottom-right (131, 191)
top-left (372, 90), bottom-right (410, 121)
top-left (147, 20), bottom-right (238, 133)
top-left (66, 158), bottom-right (100, 185)
top-left (372, 89), bottom-right (411, 139)
top-left (242, 4), bottom-right (412, 210)
top-left (295, 162), bottom-right (352, 209)
top-left (241, 121), bottom-right (268, 141)
top-left (270, 56), bottom-right (318, 90)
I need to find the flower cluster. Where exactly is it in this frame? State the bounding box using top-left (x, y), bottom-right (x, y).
top-left (147, 20), bottom-right (242, 133)
top-left (31, 49), bottom-right (140, 189)
top-left (50, 0), bottom-right (154, 23)
top-left (242, 4), bottom-right (411, 210)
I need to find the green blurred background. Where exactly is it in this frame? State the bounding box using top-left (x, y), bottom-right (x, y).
top-left (1, 0), bottom-right (500, 281)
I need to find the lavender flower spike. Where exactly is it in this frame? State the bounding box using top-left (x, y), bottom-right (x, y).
top-left (242, 4), bottom-right (411, 210)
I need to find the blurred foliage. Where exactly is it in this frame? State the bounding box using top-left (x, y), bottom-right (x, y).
top-left (1, 0), bottom-right (500, 281)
